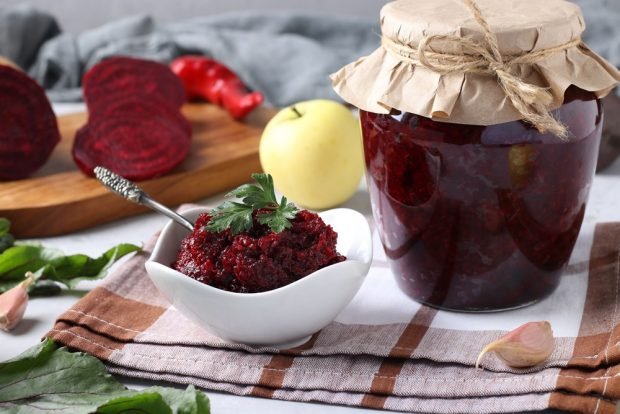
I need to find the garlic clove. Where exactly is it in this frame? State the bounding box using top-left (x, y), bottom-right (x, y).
top-left (476, 321), bottom-right (554, 369)
top-left (0, 272), bottom-right (34, 331)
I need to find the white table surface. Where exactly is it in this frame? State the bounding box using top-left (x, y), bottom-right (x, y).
top-left (2, 103), bottom-right (620, 413)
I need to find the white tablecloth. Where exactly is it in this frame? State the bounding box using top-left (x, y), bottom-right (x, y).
top-left (2, 103), bottom-right (620, 414)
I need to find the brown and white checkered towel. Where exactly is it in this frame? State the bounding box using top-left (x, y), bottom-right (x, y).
top-left (47, 220), bottom-right (620, 413)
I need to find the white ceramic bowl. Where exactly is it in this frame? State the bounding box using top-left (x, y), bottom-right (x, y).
top-left (145, 207), bottom-right (372, 348)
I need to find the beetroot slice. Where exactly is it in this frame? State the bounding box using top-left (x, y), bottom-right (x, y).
top-left (77, 57), bottom-right (192, 181)
top-left (0, 65), bottom-right (60, 180)
top-left (72, 114), bottom-right (191, 181)
top-left (83, 57), bottom-right (185, 109)
top-left (87, 96), bottom-right (192, 136)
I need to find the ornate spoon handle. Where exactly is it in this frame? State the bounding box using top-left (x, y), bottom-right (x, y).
top-left (94, 166), bottom-right (195, 232)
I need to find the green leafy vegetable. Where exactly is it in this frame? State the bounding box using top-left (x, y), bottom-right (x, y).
top-left (0, 235), bottom-right (14, 255)
top-left (0, 218), bottom-right (10, 235)
top-left (206, 173), bottom-right (299, 235)
top-left (0, 243), bottom-right (140, 295)
top-left (0, 219), bottom-right (140, 295)
top-left (37, 243), bottom-right (141, 289)
top-left (0, 339), bottom-right (210, 414)
top-left (0, 218), bottom-right (14, 255)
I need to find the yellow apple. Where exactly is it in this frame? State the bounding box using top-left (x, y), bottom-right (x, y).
top-left (259, 99), bottom-right (364, 210)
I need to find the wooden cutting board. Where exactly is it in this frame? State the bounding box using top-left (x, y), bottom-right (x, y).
top-left (0, 104), bottom-right (276, 238)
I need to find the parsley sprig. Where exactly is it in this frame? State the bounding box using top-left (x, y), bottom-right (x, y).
top-left (205, 173), bottom-right (299, 235)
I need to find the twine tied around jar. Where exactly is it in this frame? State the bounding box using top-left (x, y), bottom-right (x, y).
top-left (381, 0), bottom-right (583, 138)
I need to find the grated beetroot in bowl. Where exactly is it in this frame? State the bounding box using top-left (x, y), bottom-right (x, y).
top-left (172, 210), bottom-right (346, 293)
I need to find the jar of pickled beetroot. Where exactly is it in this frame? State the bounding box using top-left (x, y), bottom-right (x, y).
top-left (332, 0), bottom-right (620, 311)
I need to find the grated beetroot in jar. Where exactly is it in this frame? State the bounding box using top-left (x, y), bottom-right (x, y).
top-left (173, 210), bottom-right (345, 293)
top-left (332, 0), bottom-right (618, 312)
top-left (361, 86), bottom-right (602, 311)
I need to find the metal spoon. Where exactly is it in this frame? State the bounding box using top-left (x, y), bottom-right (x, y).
top-left (94, 166), bottom-right (195, 231)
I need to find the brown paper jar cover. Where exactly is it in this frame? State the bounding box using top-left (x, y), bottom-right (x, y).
top-left (331, 0), bottom-right (620, 126)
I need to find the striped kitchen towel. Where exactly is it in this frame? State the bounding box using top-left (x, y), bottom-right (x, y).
top-left (47, 220), bottom-right (620, 413)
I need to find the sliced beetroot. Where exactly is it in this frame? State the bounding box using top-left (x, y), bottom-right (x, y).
top-left (76, 57), bottom-right (192, 181)
top-left (0, 65), bottom-right (60, 180)
top-left (83, 57), bottom-right (185, 110)
top-left (87, 96), bottom-right (192, 136)
top-left (72, 114), bottom-right (191, 181)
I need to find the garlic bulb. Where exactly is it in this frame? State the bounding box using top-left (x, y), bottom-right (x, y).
top-left (0, 272), bottom-right (34, 331)
top-left (476, 321), bottom-right (554, 369)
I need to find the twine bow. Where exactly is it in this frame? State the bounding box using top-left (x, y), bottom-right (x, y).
top-left (382, 0), bottom-right (583, 138)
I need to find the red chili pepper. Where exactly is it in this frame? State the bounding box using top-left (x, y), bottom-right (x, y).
top-left (170, 56), bottom-right (264, 120)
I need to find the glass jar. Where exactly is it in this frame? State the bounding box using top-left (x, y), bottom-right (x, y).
top-left (361, 86), bottom-right (602, 311)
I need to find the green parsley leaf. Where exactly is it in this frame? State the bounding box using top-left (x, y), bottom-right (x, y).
top-left (205, 173), bottom-right (299, 235)
top-left (205, 201), bottom-right (254, 234)
top-left (257, 196), bottom-right (299, 233)
top-left (0, 338), bottom-right (210, 414)
top-left (226, 173), bottom-right (278, 209)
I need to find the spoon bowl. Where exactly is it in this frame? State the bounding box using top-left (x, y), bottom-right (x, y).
top-left (145, 206), bottom-right (373, 348)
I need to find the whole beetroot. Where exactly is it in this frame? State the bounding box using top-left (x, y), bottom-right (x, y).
top-left (0, 65), bottom-right (60, 180)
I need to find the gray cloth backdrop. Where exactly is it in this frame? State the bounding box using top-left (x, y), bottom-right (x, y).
top-left (0, 5), bottom-right (379, 105)
top-left (0, 1), bottom-right (617, 105)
